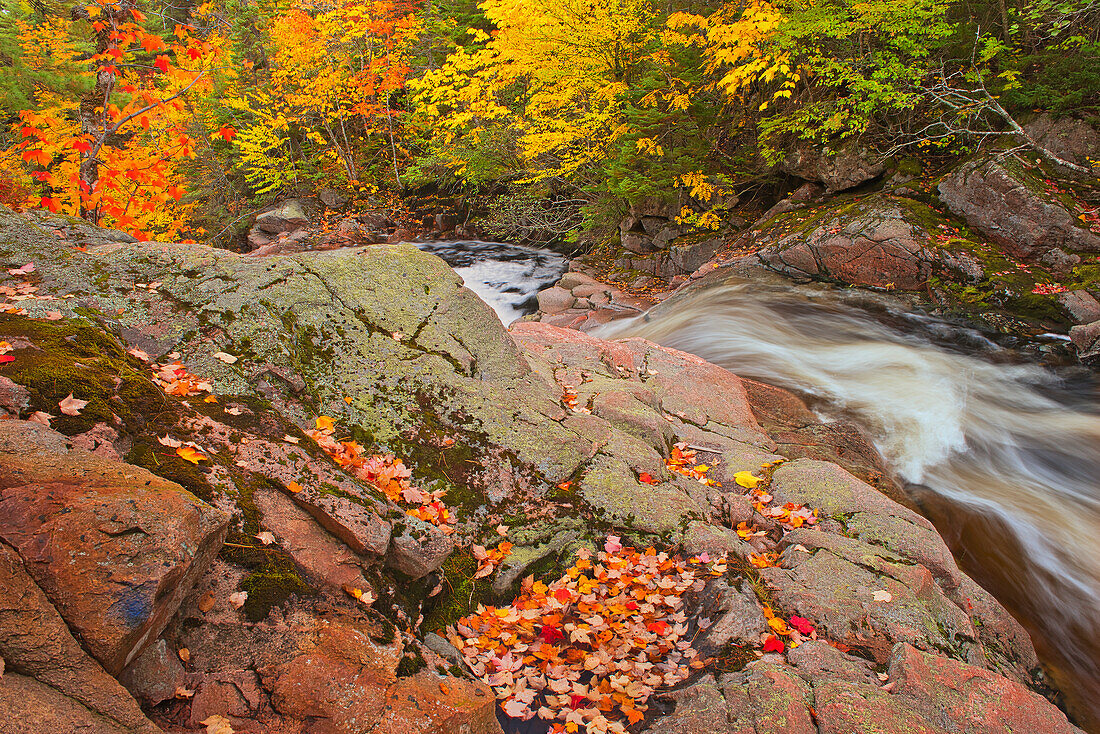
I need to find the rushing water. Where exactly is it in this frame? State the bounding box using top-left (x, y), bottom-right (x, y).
top-left (415, 240), bottom-right (567, 324)
top-left (431, 235), bottom-right (1100, 726)
top-left (595, 276), bottom-right (1100, 728)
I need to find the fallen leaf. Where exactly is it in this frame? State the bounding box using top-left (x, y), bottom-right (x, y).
top-left (224, 406), bottom-right (243, 416)
top-left (286, 481), bottom-right (303, 494)
top-left (315, 415), bottom-right (334, 431)
top-left (7, 263), bottom-right (34, 276)
top-left (157, 435), bottom-right (183, 448)
top-left (0, 355), bottom-right (13, 365)
top-left (762, 635), bottom-right (784, 653)
top-left (198, 591), bottom-right (216, 612)
top-left (872, 590), bottom-right (893, 603)
top-left (213, 352), bottom-right (238, 364)
top-left (45, 311), bottom-right (63, 320)
top-left (203, 395), bottom-right (218, 403)
top-left (0, 342), bottom-right (11, 355)
top-left (637, 472), bottom-right (657, 484)
top-left (178, 648), bottom-right (190, 663)
top-left (283, 434), bottom-right (300, 444)
top-left (734, 471), bottom-right (762, 489)
top-left (177, 446), bottom-right (208, 464)
top-left (202, 715), bottom-right (236, 734)
top-left (604, 535), bottom-right (623, 554)
top-left (28, 411), bottom-right (52, 426)
top-left (228, 591), bottom-right (248, 609)
top-left (255, 531), bottom-right (276, 545)
top-left (344, 396), bottom-right (353, 404)
top-left (496, 524), bottom-right (510, 536)
top-left (175, 686), bottom-right (195, 698)
top-left (58, 393), bottom-right (89, 416)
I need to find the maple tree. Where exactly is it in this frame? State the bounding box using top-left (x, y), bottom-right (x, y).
top-left (224, 0), bottom-right (422, 196)
top-left (9, 0), bottom-right (227, 240)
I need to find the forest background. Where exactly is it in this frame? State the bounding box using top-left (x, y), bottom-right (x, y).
top-left (1, 0), bottom-right (1098, 245)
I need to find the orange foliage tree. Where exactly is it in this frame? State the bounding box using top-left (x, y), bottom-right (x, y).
top-left (12, 0), bottom-right (226, 240)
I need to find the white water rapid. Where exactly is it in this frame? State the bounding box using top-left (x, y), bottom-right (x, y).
top-left (416, 240), bottom-right (567, 324)
top-left (597, 276), bottom-right (1100, 724)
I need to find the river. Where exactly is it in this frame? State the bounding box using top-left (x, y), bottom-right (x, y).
top-left (424, 239), bottom-right (1100, 729)
top-left (598, 275), bottom-right (1100, 730)
top-left (415, 239), bottom-right (567, 324)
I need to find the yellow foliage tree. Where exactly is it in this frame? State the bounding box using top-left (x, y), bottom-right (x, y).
top-left (412, 0), bottom-right (658, 184)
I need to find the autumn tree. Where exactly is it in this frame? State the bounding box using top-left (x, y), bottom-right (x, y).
top-left (224, 0), bottom-right (422, 197)
top-left (9, 0), bottom-right (226, 240)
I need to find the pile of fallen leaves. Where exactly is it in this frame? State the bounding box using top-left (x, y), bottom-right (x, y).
top-left (732, 466), bottom-right (818, 531)
top-left (151, 356), bottom-right (214, 397)
top-left (307, 416), bottom-right (456, 532)
top-left (663, 442), bottom-right (718, 486)
top-left (449, 538), bottom-right (728, 734)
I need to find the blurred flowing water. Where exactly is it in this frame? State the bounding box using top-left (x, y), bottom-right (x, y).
top-left (597, 277), bottom-right (1100, 729)
top-left (416, 240), bottom-right (567, 324)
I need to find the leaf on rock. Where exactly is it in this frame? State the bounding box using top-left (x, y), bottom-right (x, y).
top-left (762, 635), bottom-right (784, 653)
top-left (28, 411), bottom-right (52, 426)
top-left (202, 715), bottom-right (236, 734)
top-left (255, 531), bottom-right (276, 545)
top-left (213, 351), bottom-right (238, 364)
top-left (58, 393), bottom-right (88, 416)
top-left (228, 591), bottom-right (248, 609)
top-left (197, 591), bottom-right (216, 613)
top-left (734, 471), bottom-right (762, 488)
top-left (872, 590), bottom-right (893, 603)
top-left (177, 446), bottom-right (208, 464)
top-left (158, 435), bottom-right (183, 448)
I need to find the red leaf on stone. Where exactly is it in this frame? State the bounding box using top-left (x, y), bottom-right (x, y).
top-left (762, 635), bottom-right (784, 653)
top-left (789, 616), bottom-right (815, 635)
top-left (638, 472), bottom-right (657, 484)
top-left (0, 356), bottom-right (13, 364)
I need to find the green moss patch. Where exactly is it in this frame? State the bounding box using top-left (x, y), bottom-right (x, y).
top-left (0, 313), bottom-right (167, 435)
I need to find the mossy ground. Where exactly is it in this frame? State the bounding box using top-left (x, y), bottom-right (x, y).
top-left (0, 313), bottom-right (168, 435)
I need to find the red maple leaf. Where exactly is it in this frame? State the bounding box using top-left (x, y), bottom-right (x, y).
top-left (647, 620), bottom-right (670, 635)
top-left (154, 56), bottom-right (169, 73)
top-left (762, 635), bottom-right (784, 653)
top-left (539, 625), bottom-right (564, 644)
top-left (552, 588), bottom-right (572, 603)
top-left (217, 126), bottom-right (236, 142)
top-left (789, 616), bottom-right (815, 635)
top-left (638, 472), bottom-right (657, 484)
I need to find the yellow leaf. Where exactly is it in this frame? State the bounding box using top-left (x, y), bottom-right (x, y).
top-left (203, 395), bottom-right (218, 403)
top-left (286, 481), bottom-right (303, 494)
top-left (734, 471), bottom-right (762, 488)
top-left (177, 446), bottom-right (208, 464)
top-left (315, 415), bottom-right (335, 431)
